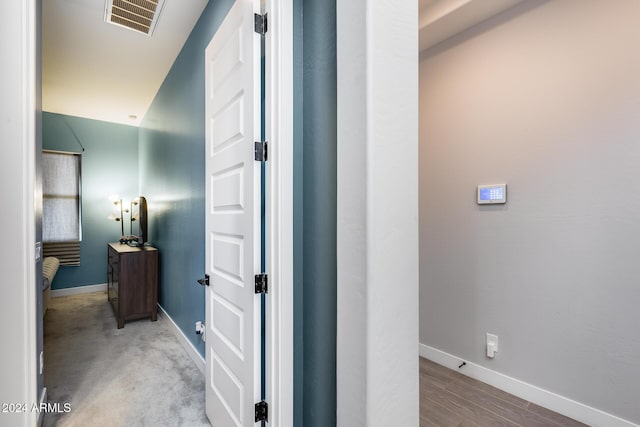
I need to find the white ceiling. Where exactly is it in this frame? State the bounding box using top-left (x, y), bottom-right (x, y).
top-left (419, 0), bottom-right (524, 52)
top-left (43, 0), bottom-right (209, 126)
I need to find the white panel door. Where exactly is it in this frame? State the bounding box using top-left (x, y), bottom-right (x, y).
top-left (205, 0), bottom-right (262, 425)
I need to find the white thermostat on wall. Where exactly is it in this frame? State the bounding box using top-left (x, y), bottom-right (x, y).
top-left (477, 184), bottom-right (507, 204)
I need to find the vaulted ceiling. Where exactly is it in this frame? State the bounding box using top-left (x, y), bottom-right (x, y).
top-left (43, 0), bottom-right (208, 126)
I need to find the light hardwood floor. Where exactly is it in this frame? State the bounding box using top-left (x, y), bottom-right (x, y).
top-left (420, 357), bottom-right (589, 427)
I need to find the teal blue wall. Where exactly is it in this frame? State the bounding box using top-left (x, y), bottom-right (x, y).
top-left (138, 0), bottom-right (235, 357)
top-left (294, 0), bottom-right (337, 425)
top-left (42, 112), bottom-right (139, 289)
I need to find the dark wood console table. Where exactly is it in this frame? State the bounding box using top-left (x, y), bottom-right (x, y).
top-left (107, 243), bottom-right (158, 329)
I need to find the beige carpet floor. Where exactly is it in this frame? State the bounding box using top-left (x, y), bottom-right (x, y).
top-left (43, 291), bottom-right (210, 427)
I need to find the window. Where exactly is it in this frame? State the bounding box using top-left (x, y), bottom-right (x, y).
top-left (42, 150), bottom-right (82, 265)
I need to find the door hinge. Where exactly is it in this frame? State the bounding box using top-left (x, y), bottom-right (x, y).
top-left (255, 273), bottom-right (268, 294)
top-left (254, 13), bottom-right (268, 35)
top-left (197, 274), bottom-right (210, 287)
top-left (254, 141), bottom-right (268, 162)
top-left (255, 400), bottom-right (268, 422)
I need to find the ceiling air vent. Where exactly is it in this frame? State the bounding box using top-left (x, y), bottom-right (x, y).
top-left (104, 0), bottom-right (166, 36)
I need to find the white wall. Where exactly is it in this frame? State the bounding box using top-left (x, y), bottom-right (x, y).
top-left (420, 0), bottom-right (640, 424)
top-left (337, 0), bottom-right (419, 426)
top-left (0, 1), bottom-right (38, 426)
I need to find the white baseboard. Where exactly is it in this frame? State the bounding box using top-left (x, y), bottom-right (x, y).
top-left (158, 304), bottom-right (205, 375)
top-left (419, 344), bottom-right (639, 427)
top-left (51, 283), bottom-right (107, 298)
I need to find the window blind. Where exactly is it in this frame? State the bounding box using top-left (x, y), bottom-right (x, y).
top-left (43, 151), bottom-right (82, 265)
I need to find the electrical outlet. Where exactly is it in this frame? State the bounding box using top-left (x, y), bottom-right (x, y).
top-left (486, 333), bottom-right (498, 358)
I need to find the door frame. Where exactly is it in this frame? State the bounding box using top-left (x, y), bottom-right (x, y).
top-left (264, 0), bottom-right (294, 426)
top-left (204, 0), bottom-right (294, 424)
top-left (203, 0), bottom-right (295, 423)
top-left (1, 1), bottom-right (39, 426)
